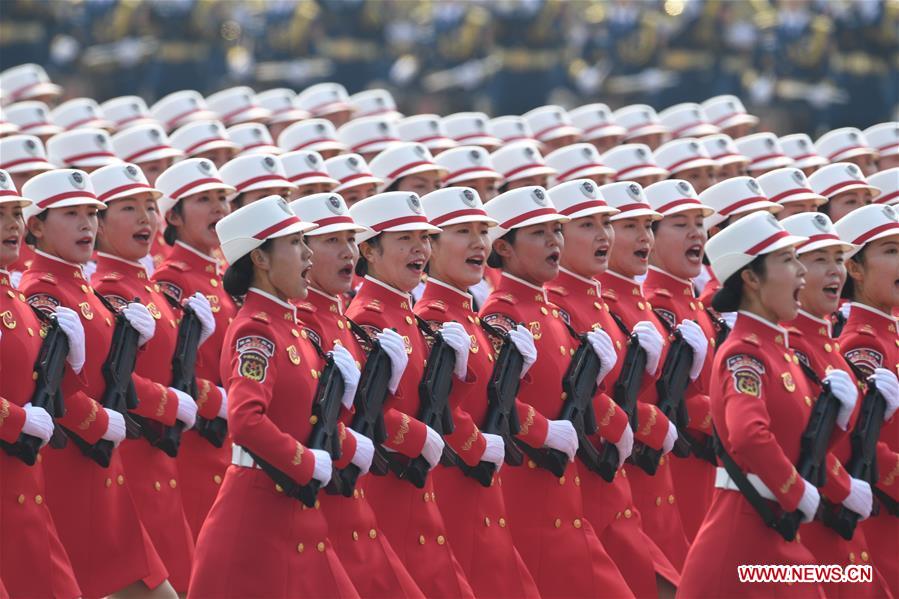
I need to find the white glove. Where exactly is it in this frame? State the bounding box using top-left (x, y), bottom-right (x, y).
top-left (348, 429), bottom-right (374, 475)
top-left (823, 369), bottom-right (858, 430)
top-left (310, 448), bottom-right (333, 486)
top-left (508, 324), bottom-right (537, 378)
top-left (10, 271), bottom-right (22, 288)
top-left (438, 322), bottom-right (470, 380)
top-left (839, 303), bottom-right (852, 321)
top-left (216, 386), bottom-right (228, 420)
top-left (22, 403), bottom-right (54, 446)
top-left (798, 477), bottom-right (821, 523)
top-left (586, 329), bottom-right (617, 385)
top-left (611, 424), bottom-right (634, 468)
top-left (870, 368), bottom-right (899, 421)
top-left (82, 260), bottom-right (97, 282)
top-left (102, 408), bottom-right (126, 446)
top-left (185, 292), bottom-right (215, 346)
top-left (544, 419), bottom-right (578, 462)
top-left (481, 432), bottom-right (505, 470)
top-left (421, 425), bottom-right (446, 469)
top-left (662, 419), bottom-right (678, 455)
top-left (633, 321), bottom-right (664, 376)
top-left (376, 329), bottom-right (408, 394)
top-left (677, 319), bottom-right (708, 381)
top-left (122, 302), bottom-right (156, 346)
top-left (171, 387), bottom-right (197, 430)
top-left (721, 311), bottom-right (737, 330)
top-left (330, 344), bottom-right (360, 409)
top-left (842, 477), bottom-right (873, 521)
top-left (53, 306), bottom-right (85, 374)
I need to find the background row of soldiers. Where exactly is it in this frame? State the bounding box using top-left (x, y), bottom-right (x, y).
top-left (1, 0), bottom-right (897, 134)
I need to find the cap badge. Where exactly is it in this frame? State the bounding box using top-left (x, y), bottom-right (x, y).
top-left (262, 156), bottom-right (277, 172)
top-left (69, 171), bottom-right (86, 189)
top-left (468, 149), bottom-right (482, 164)
top-left (764, 137), bottom-right (775, 149)
top-left (198, 159), bottom-right (213, 174)
top-left (627, 183), bottom-right (641, 198)
top-left (812, 214), bottom-right (829, 231)
top-left (326, 195), bottom-right (344, 214)
top-left (347, 155), bottom-right (360, 169)
top-left (677, 181), bottom-right (691, 194)
top-left (846, 164), bottom-right (860, 178)
top-left (276, 197), bottom-right (292, 215)
top-left (407, 194), bottom-right (423, 214)
top-left (581, 181), bottom-right (595, 197)
top-left (0, 172), bottom-right (8, 189)
top-left (24, 139), bottom-right (38, 154)
top-left (124, 165), bottom-right (141, 180)
top-left (747, 179), bottom-right (761, 193)
top-left (95, 134), bottom-right (107, 148)
top-left (791, 170), bottom-right (806, 186)
top-left (461, 188), bottom-right (477, 206)
top-left (305, 154), bottom-right (319, 168)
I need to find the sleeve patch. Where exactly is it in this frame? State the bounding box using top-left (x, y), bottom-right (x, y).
top-left (557, 307), bottom-right (571, 325)
top-left (481, 312), bottom-right (517, 354)
top-left (304, 326), bottom-right (322, 349)
top-left (156, 281), bottom-right (183, 302)
top-left (238, 351), bottom-right (269, 382)
top-left (26, 293), bottom-right (60, 316)
top-left (726, 353), bottom-right (765, 398)
top-left (105, 294), bottom-right (130, 312)
top-left (654, 308), bottom-right (676, 330)
top-left (353, 323), bottom-right (383, 353)
top-left (237, 335), bottom-right (275, 357)
top-left (844, 347), bottom-right (883, 377)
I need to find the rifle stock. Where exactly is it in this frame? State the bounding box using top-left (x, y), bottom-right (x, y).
top-left (608, 332), bottom-right (645, 473)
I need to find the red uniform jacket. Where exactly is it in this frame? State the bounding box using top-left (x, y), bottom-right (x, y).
top-left (19, 250), bottom-right (167, 598)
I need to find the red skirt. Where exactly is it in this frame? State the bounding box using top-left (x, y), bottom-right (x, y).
top-left (680, 489), bottom-right (825, 598)
top-left (500, 460), bottom-right (634, 598)
top-left (623, 457), bottom-right (690, 571)
top-left (41, 443), bottom-right (168, 599)
top-left (432, 466), bottom-right (540, 598)
top-left (320, 487), bottom-right (423, 598)
top-left (0, 453), bottom-right (80, 599)
top-left (363, 472), bottom-right (475, 599)
top-left (189, 466), bottom-right (359, 599)
top-left (801, 521), bottom-right (893, 598)
top-left (861, 514), bottom-right (899, 598)
top-left (119, 438), bottom-right (195, 592)
top-left (176, 431), bottom-right (231, 540)
top-left (669, 453), bottom-right (716, 541)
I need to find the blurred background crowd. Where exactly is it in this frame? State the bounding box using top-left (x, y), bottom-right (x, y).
top-left (1, 0), bottom-right (897, 136)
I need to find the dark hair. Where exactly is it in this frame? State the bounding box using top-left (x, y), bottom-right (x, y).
top-left (486, 228), bottom-right (517, 269)
top-left (231, 193), bottom-right (249, 210)
top-left (163, 201), bottom-right (183, 246)
top-left (711, 254), bottom-right (768, 313)
top-left (818, 201), bottom-right (831, 218)
top-left (222, 238), bottom-right (273, 296)
top-left (840, 245), bottom-right (867, 300)
top-left (497, 181), bottom-right (511, 195)
top-left (384, 178), bottom-right (405, 193)
top-left (24, 211), bottom-right (48, 246)
top-left (354, 235), bottom-right (382, 277)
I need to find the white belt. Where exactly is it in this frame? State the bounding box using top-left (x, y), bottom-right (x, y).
top-left (231, 445), bottom-right (262, 470)
top-left (715, 467), bottom-right (777, 502)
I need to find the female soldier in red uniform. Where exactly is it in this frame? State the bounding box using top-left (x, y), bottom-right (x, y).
top-left (595, 181), bottom-right (688, 571)
top-left (834, 204), bottom-right (899, 597)
top-left (290, 191), bottom-right (424, 599)
top-left (0, 170), bottom-right (81, 599)
top-left (679, 212), bottom-right (825, 597)
top-left (346, 191), bottom-right (475, 599)
top-left (19, 169), bottom-right (171, 598)
top-left (90, 163), bottom-right (220, 593)
top-left (153, 158), bottom-right (238, 539)
top-left (415, 186), bottom-right (540, 598)
top-left (479, 185), bottom-right (634, 598)
top-left (189, 195), bottom-right (359, 598)
top-left (780, 211), bottom-right (893, 598)
top-left (546, 179), bottom-right (681, 597)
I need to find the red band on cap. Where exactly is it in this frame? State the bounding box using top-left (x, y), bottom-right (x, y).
top-left (0, 157), bottom-right (50, 170)
top-left (97, 182), bottom-right (153, 202)
top-left (184, 137), bottom-right (228, 155)
top-left (500, 207), bottom-right (558, 229)
top-left (371, 214), bottom-right (430, 232)
top-left (533, 123), bottom-right (574, 140)
top-left (711, 112), bottom-right (742, 126)
top-left (790, 153), bottom-right (819, 161)
top-left (235, 174), bottom-right (290, 192)
top-left (710, 151), bottom-right (745, 161)
top-left (655, 198), bottom-right (705, 214)
top-left (37, 190), bottom-right (99, 209)
top-left (443, 166), bottom-right (497, 183)
top-left (749, 152), bottom-right (788, 165)
top-left (314, 215), bottom-right (355, 228)
top-left (876, 142), bottom-right (899, 153)
top-left (614, 163), bottom-right (660, 178)
top-left (876, 190), bottom-right (899, 205)
top-left (253, 215), bottom-right (302, 239)
top-left (288, 171), bottom-right (332, 183)
top-left (113, 113), bottom-right (148, 127)
top-left (165, 107), bottom-right (202, 130)
top-left (826, 145), bottom-right (870, 161)
top-left (221, 105), bottom-right (253, 123)
top-left (64, 116), bottom-right (105, 131)
top-left (502, 163), bottom-right (547, 180)
top-left (9, 81), bottom-right (45, 101)
top-left (718, 195), bottom-right (769, 217)
top-left (454, 132), bottom-right (494, 142)
top-left (430, 208), bottom-right (489, 226)
top-left (671, 121), bottom-right (709, 136)
top-left (556, 162), bottom-right (609, 182)
top-left (306, 100), bottom-right (349, 115)
top-left (64, 151), bottom-right (116, 165)
top-left (0, 189), bottom-right (19, 197)
top-left (339, 172), bottom-right (376, 185)
top-left (820, 179), bottom-right (869, 197)
top-left (414, 135), bottom-right (452, 145)
top-left (387, 160), bottom-right (437, 181)
top-left (852, 222), bottom-right (899, 246)
top-left (350, 137), bottom-right (399, 153)
top-left (625, 121), bottom-right (656, 133)
top-left (796, 233), bottom-right (841, 249)
top-left (614, 202), bottom-right (653, 214)
top-left (171, 177), bottom-right (226, 199)
top-left (19, 121), bottom-right (53, 131)
top-left (769, 187), bottom-right (817, 203)
top-left (745, 230), bottom-right (791, 255)
top-left (663, 155), bottom-right (710, 173)
top-left (558, 200), bottom-right (608, 216)
top-left (582, 123), bottom-right (619, 137)
top-left (125, 144), bottom-right (177, 163)
top-left (291, 138), bottom-right (338, 151)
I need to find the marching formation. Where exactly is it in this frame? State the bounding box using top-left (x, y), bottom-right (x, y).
top-left (0, 63), bottom-right (898, 599)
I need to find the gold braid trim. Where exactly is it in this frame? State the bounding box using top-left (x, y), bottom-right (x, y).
top-left (156, 384), bottom-right (168, 417)
top-left (196, 379), bottom-right (211, 411)
top-left (599, 397), bottom-right (616, 427)
top-left (78, 402), bottom-right (99, 430)
top-left (292, 442), bottom-right (304, 466)
top-left (640, 405), bottom-right (658, 436)
top-left (393, 413), bottom-right (411, 446)
top-left (0, 399), bottom-right (9, 428)
top-left (461, 427), bottom-right (481, 452)
top-left (883, 459), bottom-right (899, 487)
top-left (520, 405), bottom-right (536, 437)
top-left (780, 468), bottom-right (798, 495)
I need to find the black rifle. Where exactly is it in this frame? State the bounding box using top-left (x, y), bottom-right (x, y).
top-left (709, 310), bottom-right (730, 349)
top-left (85, 294), bottom-right (142, 467)
top-left (631, 329), bottom-right (694, 474)
top-left (831, 310), bottom-right (847, 339)
top-left (454, 321), bottom-right (523, 487)
top-left (1, 308), bottom-right (69, 464)
top-left (334, 320), bottom-right (393, 493)
top-left (247, 340), bottom-right (344, 508)
top-left (821, 373), bottom-right (891, 538)
top-left (385, 316), bottom-right (456, 488)
top-left (601, 313), bottom-right (645, 474)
